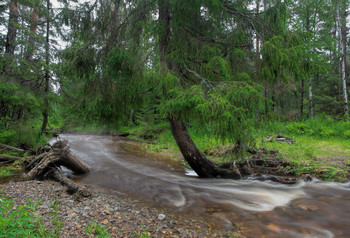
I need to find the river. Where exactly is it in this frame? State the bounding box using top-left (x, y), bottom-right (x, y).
top-left (57, 134), bottom-right (350, 238)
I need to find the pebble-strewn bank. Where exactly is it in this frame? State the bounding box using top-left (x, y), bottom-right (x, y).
top-left (0, 181), bottom-right (243, 238)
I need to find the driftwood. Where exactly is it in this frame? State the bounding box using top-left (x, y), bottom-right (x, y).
top-left (0, 143), bottom-right (25, 153)
top-left (265, 135), bottom-right (295, 144)
top-left (51, 169), bottom-right (91, 197)
top-left (23, 140), bottom-right (91, 197)
top-left (0, 155), bottom-right (22, 164)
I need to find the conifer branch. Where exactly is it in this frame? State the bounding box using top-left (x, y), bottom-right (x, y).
top-left (183, 64), bottom-right (214, 90)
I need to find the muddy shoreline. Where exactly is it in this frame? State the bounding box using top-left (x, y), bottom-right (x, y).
top-left (0, 180), bottom-right (243, 238)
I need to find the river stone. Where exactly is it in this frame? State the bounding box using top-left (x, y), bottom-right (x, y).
top-left (158, 214), bottom-right (166, 220)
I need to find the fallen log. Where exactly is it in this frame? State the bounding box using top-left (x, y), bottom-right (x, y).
top-left (264, 135), bottom-right (295, 144)
top-left (0, 155), bottom-right (22, 164)
top-left (0, 143), bottom-right (25, 153)
top-left (51, 169), bottom-right (91, 197)
top-left (22, 140), bottom-right (91, 197)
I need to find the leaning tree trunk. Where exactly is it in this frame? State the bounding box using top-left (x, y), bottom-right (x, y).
top-left (169, 118), bottom-right (218, 178)
top-left (169, 118), bottom-right (242, 178)
top-left (158, 0), bottom-right (241, 179)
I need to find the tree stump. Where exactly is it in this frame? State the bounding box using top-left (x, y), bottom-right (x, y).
top-left (22, 140), bottom-right (91, 197)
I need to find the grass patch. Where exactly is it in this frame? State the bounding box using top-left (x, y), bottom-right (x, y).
top-left (0, 196), bottom-right (58, 237)
top-left (121, 116), bottom-right (350, 181)
top-left (85, 221), bottom-right (110, 237)
top-left (0, 152), bottom-right (24, 181)
top-left (260, 136), bottom-right (350, 181)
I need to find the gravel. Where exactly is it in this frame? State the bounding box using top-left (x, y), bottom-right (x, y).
top-left (0, 180), bottom-right (242, 237)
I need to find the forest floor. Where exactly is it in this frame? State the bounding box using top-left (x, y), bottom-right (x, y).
top-left (0, 180), bottom-right (243, 238)
top-left (140, 132), bottom-right (350, 182)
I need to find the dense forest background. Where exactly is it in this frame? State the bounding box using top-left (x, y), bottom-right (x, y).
top-left (1, 0), bottom-right (350, 152)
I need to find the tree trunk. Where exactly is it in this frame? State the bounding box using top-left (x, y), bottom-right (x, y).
top-left (308, 75), bottom-right (313, 118)
top-left (158, 0), bottom-right (241, 179)
top-left (1, 0), bottom-right (19, 119)
top-left (339, 5), bottom-right (348, 115)
top-left (25, 3), bottom-right (39, 62)
top-left (40, 0), bottom-right (50, 135)
top-left (300, 78), bottom-right (304, 120)
top-left (23, 140), bottom-right (91, 196)
top-left (0, 142), bottom-right (25, 153)
top-left (169, 118), bottom-right (218, 177)
top-left (5, 0), bottom-right (19, 56)
top-left (336, 4), bottom-right (348, 116)
top-left (0, 155), bottom-right (22, 164)
top-left (51, 169), bottom-right (91, 196)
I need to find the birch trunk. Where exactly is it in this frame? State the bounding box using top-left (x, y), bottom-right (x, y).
top-left (337, 6), bottom-right (348, 116)
top-left (308, 75), bottom-right (313, 118)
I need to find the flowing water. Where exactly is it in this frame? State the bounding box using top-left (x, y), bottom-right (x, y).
top-left (56, 134), bottom-right (350, 238)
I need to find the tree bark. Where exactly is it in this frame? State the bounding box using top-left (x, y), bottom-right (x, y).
top-left (5, 0), bottom-right (19, 56)
top-left (336, 4), bottom-right (348, 116)
top-left (168, 118), bottom-right (219, 177)
top-left (24, 140), bottom-right (91, 180)
top-left (25, 3), bottom-right (39, 62)
top-left (0, 155), bottom-right (22, 164)
top-left (23, 140), bottom-right (91, 196)
top-left (300, 78), bottom-right (304, 120)
top-left (308, 75), bottom-right (313, 118)
top-left (51, 170), bottom-right (91, 197)
top-left (339, 4), bottom-right (348, 116)
top-left (0, 142), bottom-right (25, 153)
top-left (40, 0), bottom-right (50, 135)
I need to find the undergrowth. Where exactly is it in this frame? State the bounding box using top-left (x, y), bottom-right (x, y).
top-left (85, 221), bottom-right (110, 237)
top-left (0, 118), bottom-right (47, 150)
top-left (123, 115), bottom-right (350, 181)
top-left (0, 197), bottom-right (58, 237)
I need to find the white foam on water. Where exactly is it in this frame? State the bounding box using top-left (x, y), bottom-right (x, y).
top-left (219, 188), bottom-right (305, 212)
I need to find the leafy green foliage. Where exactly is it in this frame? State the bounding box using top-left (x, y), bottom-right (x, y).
top-left (284, 116), bottom-right (350, 138)
top-left (0, 119), bottom-right (47, 149)
top-left (0, 197), bottom-right (52, 237)
top-left (85, 221), bottom-right (110, 237)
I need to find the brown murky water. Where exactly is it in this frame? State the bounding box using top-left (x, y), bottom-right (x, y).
top-left (57, 134), bottom-right (350, 238)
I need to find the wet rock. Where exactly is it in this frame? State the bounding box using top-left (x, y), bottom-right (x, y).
top-left (158, 213), bottom-right (166, 220)
top-left (297, 204), bottom-right (318, 211)
top-left (267, 223), bottom-right (280, 232)
top-left (101, 219), bottom-right (109, 225)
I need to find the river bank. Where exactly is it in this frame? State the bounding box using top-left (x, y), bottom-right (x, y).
top-left (0, 180), bottom-right (243, 238)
